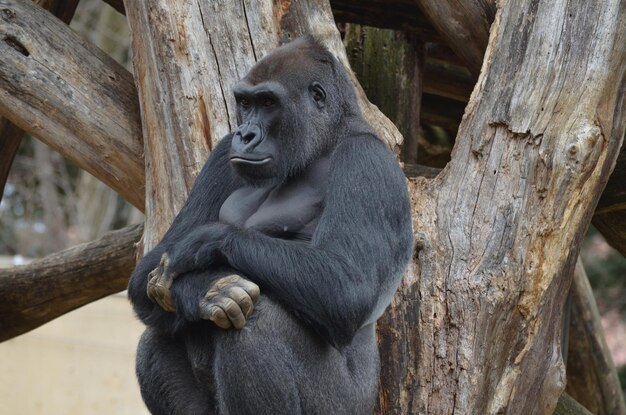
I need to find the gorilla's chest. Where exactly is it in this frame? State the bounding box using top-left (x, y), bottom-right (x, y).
top-left (219, 159), bottom-right (329, 241)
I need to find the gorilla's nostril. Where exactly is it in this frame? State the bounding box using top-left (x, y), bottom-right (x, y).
top-left (242, 132), bottom-right (256, 144)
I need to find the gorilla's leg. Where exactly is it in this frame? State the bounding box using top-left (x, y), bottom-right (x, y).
top-left (212, 297), bottom-right (380, 415)
top-left (136, 328), bottom-right (215, 415)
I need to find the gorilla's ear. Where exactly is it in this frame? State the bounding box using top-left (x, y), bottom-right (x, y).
top-left (309, 82), bottom-right (326, 109)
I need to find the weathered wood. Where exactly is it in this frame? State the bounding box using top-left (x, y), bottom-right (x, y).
top-left (344, 25), bottom-right (424, 163)
top-left (331, 0), bottom-right (439, 40)
top-left (565, 260), bottom-right (626, 415)
top-left (0, 0), bottom-right (144, 209)
top-left (0, 224), bottom-right (143, 342)
top-left (0, 0), bottom-right (80, 200)
top-left (103, 0), bottom-right (441, 40)
top-left (377, 1), bottom-right (626, 413)
top-left (414, 0), bottom-right (495, 75)
top-left (124, 0), bottom-right (265, 250)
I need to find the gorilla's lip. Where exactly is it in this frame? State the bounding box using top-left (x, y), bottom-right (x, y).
top-left (229, 156), bottom-right (273, 166)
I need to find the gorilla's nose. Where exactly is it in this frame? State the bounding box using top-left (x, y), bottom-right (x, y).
top-left (233, 123), bottom-right (263, 152)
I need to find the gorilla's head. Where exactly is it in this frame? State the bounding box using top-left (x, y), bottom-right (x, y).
top-left (229, 36), bottom-right (360, 186)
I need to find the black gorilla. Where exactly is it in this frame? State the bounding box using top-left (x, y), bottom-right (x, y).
top-left (128, 36), bottom-right (412, 415)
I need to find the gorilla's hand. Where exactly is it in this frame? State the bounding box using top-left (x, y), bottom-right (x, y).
top-left (199, 274), bottom-right (260, 329)
top-left (147, 252), bottom-right (177, 312)
top-left (168, 222), bottom-right (234, 276)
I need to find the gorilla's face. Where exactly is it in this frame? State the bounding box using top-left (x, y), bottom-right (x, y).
top-left (228, 38), bottom-right (347, 187)
top-left (230, 78), bottom-right (327, 186)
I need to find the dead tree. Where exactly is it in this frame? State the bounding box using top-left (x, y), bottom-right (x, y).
top-left (1, 0), bottom-right (625, 413)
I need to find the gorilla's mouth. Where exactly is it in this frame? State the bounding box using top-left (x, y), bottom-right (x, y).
top-left (230, 156), bottom-right (273, 166)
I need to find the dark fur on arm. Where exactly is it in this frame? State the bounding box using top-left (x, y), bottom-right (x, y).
top-left (220, 135), bottom-right (413, 347)
top-left (128, 135), bottom-right (241, 334)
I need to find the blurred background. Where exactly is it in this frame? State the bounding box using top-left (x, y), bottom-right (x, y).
top-left (0, 1), bottom-right (624, 413)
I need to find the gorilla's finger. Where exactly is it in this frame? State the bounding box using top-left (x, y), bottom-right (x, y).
top-left (220, 297), bottom-right (247, 330)
top-left (213, 274), bottom-right (241, 290)
top-left (237, 279), bottom-right (260, 302)
top-left (153, 287), bottom-right (176, 312)
top-left (200, 305), bottom-right (232, 329)
top-left (227, 286), bottom-right (254, 318)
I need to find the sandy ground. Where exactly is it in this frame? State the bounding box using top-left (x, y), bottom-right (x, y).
top-left (0, 293), bottom-right (150, 415)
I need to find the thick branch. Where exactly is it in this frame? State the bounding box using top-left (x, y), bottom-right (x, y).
top-left (0, 0), bottom-right (80, 200)
top-left (0, 224), bottom-right (143, 342)
top-left (0, 0), bottom-right (144, 209)
top-left (565, 260), bottom-right (626, 415)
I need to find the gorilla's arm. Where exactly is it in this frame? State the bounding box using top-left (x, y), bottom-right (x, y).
top-left (128, 135), bottom-right (242, 333)
top-left (221, 135), bottom-right (413, 347)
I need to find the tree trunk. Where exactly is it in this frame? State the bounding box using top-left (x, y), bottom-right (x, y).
top-left (0, 1), bottom-right (625, 414)
top-left (377, 1), bottom-right (626, 413)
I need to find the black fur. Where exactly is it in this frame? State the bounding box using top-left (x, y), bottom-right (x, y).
top-left (129, 37), bottom-right (413, 415)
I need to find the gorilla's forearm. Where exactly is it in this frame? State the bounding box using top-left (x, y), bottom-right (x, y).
top-left (220, 229), bottom-right (378, 347)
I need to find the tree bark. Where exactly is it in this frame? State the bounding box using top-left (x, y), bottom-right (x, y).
top-left (0, 0), bottom-right (144, 209)
top-left (0, 224), bottom-right (143, 342)
top-left (377, 1), bottom-right (626, 413)
top-left (565, 260), bottom-right (626, 415)
top-left (0, 0), bottom-right (80, 200)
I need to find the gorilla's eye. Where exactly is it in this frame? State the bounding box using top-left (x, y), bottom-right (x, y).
top-left (240, 98), bottom-right (251, 108)
top-left (309, 82), bottom-right (326, 108)
top-left (263, 98), bottom-right (275, 107)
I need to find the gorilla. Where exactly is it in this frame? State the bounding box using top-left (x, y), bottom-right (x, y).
top-left (128, 36), bottom-right (412, 415)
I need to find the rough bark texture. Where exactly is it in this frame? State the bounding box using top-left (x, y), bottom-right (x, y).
top-left (0, 0), bottom-right (80, 199)
top-left (0, 224), bottom-right (143, 342)
top-left (0, 0), bottom-right (144, 209)
top-left (377, 1), bottom-right (626, 413)
top-left (565, 260), bottom-right (626, 415)
top-left (125, 0), bottom-right (403, 250)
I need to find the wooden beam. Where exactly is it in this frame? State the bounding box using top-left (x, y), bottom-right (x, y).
top-left (0, 224), bottom-right (143, 342)
top-left (331, 0), bottom-right (439, 40)
top-left (414, 0), bottom-right (495, 75)
top-left (0, 0), bottom-right (80, 200)
top-left (0, 0), bottom-right (144, 210)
